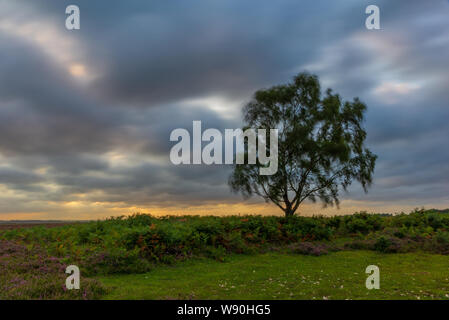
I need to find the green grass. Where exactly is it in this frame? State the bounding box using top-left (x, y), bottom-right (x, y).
top-left (99, 250), bottom-right (449, 300)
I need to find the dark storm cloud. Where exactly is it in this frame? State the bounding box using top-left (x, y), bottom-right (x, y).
top-left (0, 167), bottom-right (44, 186)
top-left (46, 104), bottom-right (237, 207)
top-left (53, 163), bottom-right (234, 206)
top-left (313, 0), bottom-right (449, 207)
top-left (0, 0), bottom-right (448, 215)
top-left (0, 34), bottom-right (130, 156)
top-left (22, 0), bottom-right (368, 107)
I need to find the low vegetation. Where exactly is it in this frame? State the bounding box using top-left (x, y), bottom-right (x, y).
top-left (100, 251), bottom-right (449, 300)
top-left (0, 208), bottom-right (448, 299)
top-left (0, 240), bottom-right (105, 299)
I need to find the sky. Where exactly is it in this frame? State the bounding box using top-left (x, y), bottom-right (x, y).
top-left (0, 0), bottom-right (448, 220)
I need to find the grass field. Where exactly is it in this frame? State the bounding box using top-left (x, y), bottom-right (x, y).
top-left (100, 251), bottom-right (449, 300)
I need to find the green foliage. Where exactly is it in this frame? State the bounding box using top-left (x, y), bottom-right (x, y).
top-left (374, 236), bottom-right (393, 253)
top-left (229, 72), bottom-right (377, 216)
top-left (1, 209), bottom-right (448, 277)
top-left (436, 231), bottom-right (449, 245)
top-left (343, 212), bottom-right (382, 235)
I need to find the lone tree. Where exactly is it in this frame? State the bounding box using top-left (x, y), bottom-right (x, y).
top-left (229, 72), bottom-right (377, 216)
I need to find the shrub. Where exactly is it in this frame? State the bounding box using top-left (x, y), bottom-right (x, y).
top-left (1, 209), bottom-right (448, 281)
top-left (436, 231), bottom-right (449, 245)
top-left (373, 236), bottom-right (405, 253)
top-left (0, 240), bottom-right (106, 300)
top-left (288, 242), bottom-right (329, 256)
top-left (374, 236), bottom-right (392, 253)
top-left (205, 245), bottom-right (227, 261)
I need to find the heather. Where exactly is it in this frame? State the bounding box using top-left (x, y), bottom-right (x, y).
top-left (1, 208), bottom-right (448, 280)
top-left (0, 240), bottom-right (106, 299)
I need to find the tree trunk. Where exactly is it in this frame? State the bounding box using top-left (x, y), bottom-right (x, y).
top-left (283, 189), bottom-right (294, 217)
top-left (284, 207), bottom-right (295, 217)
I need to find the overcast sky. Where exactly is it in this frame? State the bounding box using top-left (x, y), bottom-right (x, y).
top-left (0, 0), bottom-right (448, 219)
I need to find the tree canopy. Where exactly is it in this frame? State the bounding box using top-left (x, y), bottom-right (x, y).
top-left (229, 72), bottom-right (377, 216)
